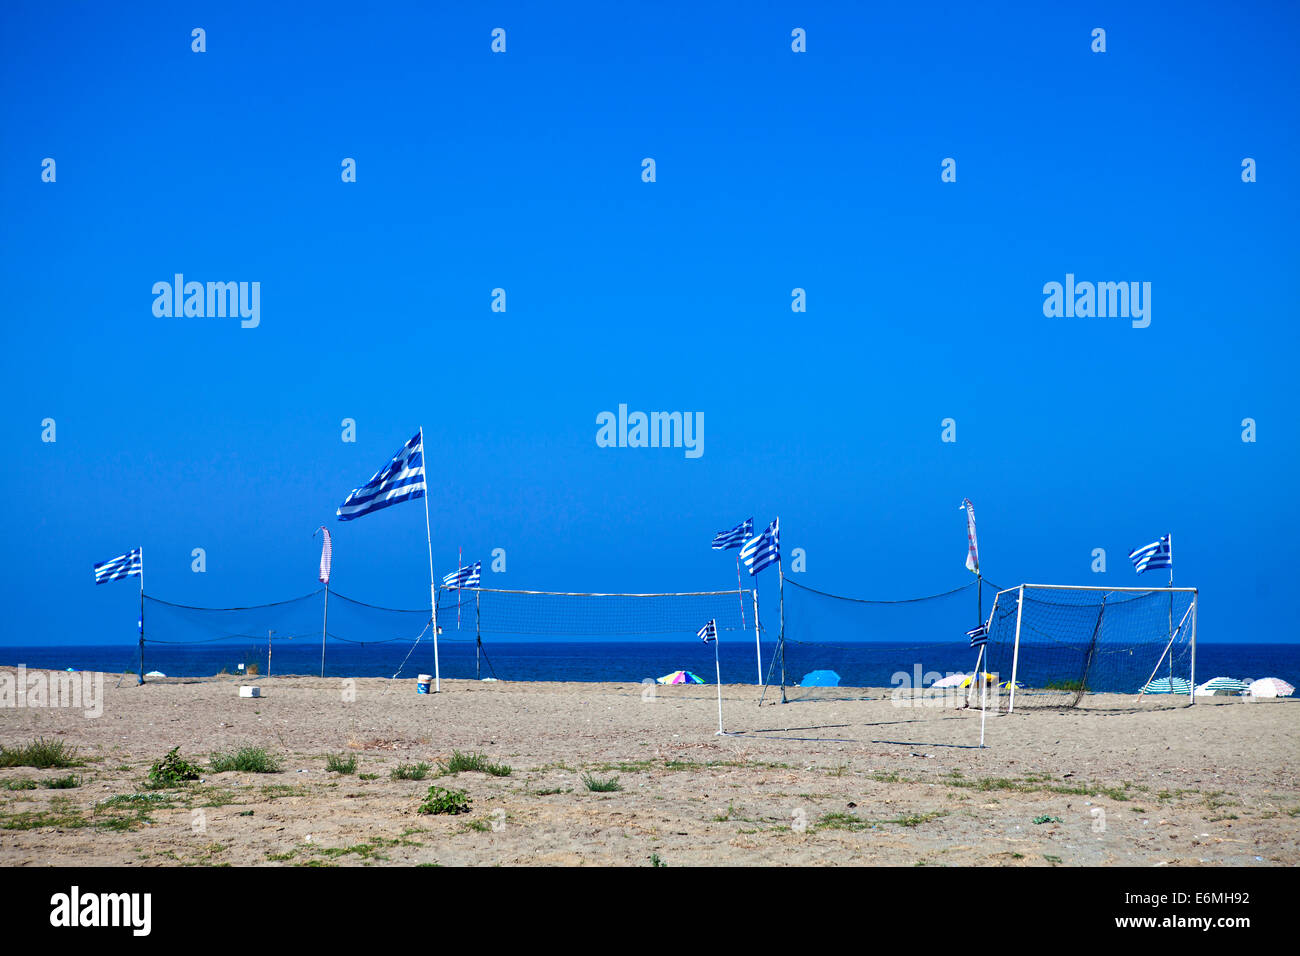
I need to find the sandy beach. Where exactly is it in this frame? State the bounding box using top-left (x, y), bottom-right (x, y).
top-left (1, 670), bottom-right (1296, 867)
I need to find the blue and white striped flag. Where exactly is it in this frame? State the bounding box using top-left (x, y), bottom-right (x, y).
top-left (94, 548), bottom-right (141, 584)
top-left (711, 518), bottom-right (753, 551)
top-left (698, 619), bottom-right (717, 643)
top-left (739, 518), bottom-right (780, 576)
top-left (966, 622), bottom-right (988, 647)
top-left (337, 431), bottom-right (427, 521)
top-left (442, 561), bottom-right (481, 590)
top-left (1128, 535), bottom-right (1172, 575)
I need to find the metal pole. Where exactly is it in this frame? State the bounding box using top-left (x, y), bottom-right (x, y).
top-left (778, 557), bottom-right (787, 703)
top-left (320, 584), bottom-right (329, 678)
top-left (1167, 534), bottom-right (1174, 684)
top-left (420, 426), bottom-right (440, 693)
top-left (714, 630), bottom-right (724, 735)
top-left (267, 629), bottom-right (273, 678)
top-left (138, 549), bottom-right (145, 686)
top-left (1009, 585), bottom-right (1024, 713)
top-left (1137, 602), bottom-right (1194, 702)
top-left (1189, 590), bottom-right (1197, 706)
top-left (476, 588), bottom-right (481, 681)
top-left (752, 588), bottom-right (762, 686)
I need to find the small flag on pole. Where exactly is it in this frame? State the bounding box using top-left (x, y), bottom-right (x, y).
top-left (966, 622), bottom-right (988, 647)
top-left (739, 518), bottom-right (780, 576)
top-left (94, 548), bottom-right (141, 584)
top-left (960, 498), bottom-right (979, 575)
top-left (698, 619), bottom-right (717, 643)
top-left (336, 431), bottom-right (427, 521)
top-left (316, 527), bottom-right (332, 584)
top-left (442, 561), bottom-right (482, 590)
top-left (711, 518), bottom-right (753, 551)
top-left (1128, 535), bottom-right (1172, 574)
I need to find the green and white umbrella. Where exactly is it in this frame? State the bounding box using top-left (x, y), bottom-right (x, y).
top-left (1142, 676), bottom-right (1191, 695)
top-left (1195, 676), bottom-right (1248, 697)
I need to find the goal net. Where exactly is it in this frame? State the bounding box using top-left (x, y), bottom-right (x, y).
top-left (982, 585), bottom-right (1198, 710)
top-left (138, 586), bottom-right (752, 682)
top-left (764, 578), bottom-right (995, 702)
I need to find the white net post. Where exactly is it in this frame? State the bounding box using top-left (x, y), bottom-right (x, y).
top-left (1009, 585), bottom-right (1024, 713)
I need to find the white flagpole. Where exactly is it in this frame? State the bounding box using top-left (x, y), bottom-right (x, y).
top-left (138, 548), bottom-right (145, 686)
top-left (714, 627), bottom-right (725, 735)
top-left (420, 426), bottom-right (440, 693)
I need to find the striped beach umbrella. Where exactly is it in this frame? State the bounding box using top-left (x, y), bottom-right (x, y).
top-left (656, 670), bottom-right (704, 685)
top-left (1247, 677), bottom-right (1295, 698)
top-left (1195, 676), bottom-right (1249, 697)
top-left (1142, 676), bottom-right (1191, 695)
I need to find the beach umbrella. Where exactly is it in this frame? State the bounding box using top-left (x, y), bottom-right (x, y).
top-left (959, 672), bottom-right (997, 688)
top-left (656, 670), bottom-right (704, 685)
top-left (999, 679), bottom-right (1024, 691)
top-left (931, 673), bottom-right (968, 688)
top-left (1194, 676), bottom-right (1248, 697)
top-left (799, 670), bottom-right (841, 687)
top-left (1247, 677), bottom-right (1295, 698)
top-left (1142, 676), bottom-right (1191, 695)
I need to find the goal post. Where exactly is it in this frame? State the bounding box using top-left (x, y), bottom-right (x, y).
top-left (985, 584), bottom-right (1198, 711)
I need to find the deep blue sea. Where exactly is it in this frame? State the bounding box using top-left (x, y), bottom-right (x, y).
top-left (1, 640), bottom-right (1296, 692)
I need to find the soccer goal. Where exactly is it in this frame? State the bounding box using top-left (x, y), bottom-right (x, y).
top-left (981, 584), bottom-right (1198, 710)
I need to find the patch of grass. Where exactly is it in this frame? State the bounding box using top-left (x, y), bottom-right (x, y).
top-left (0, 738), bottom-right (81, 769)
top-left (418, 786), bottom-right (471, 815)
top-left (1, 779), bottom-right (38, 791)
top-left (0, 795), bottom-right (90, 831)
top-left (462, 818), bottom-right (492, 833)
top-left (1043, 854), bottom-right (1063, 865)
top-left (531, 787), bottom-right (568, 796)
top-left (888, 811), bottom-right (947, 828)
top-left (42, 774), bottom-right (81, 789)
top-left (391, 762), bottom-right (432, 781)
top-left (649, 853), bottom-right (666, 867)
top-left (1044, 679), bottom-right (1083, 692)
top-left (148, 747), bottom-right (203, 787)
top-left (441, 751), bottom-right (512, 777)
top-left (325, 754), bottom-right (358, 774)
top-left (1032, 815), bottom-right (1064, 825)
top-left (817, 809), bottom-right (947, 832)
top-left (358, 773), bottom-right (379, 781)
top-left (266, 849), bottom-right (297, 862)
top-left (581, 773), bottom-right (623, 793)
top-left (209, 747), bottom-right (281, 774)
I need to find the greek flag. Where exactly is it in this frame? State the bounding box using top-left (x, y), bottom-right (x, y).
top-left (711, 518), bottom-right (753, 551)
top-left (442, 561), bottom-right (481, 590)
top-left (94, 548), bottom-right (141, 584)
top-left (698, 619), bottom-right (717, 643)
top-left (966, 622), bottom-right (988, 647)
top-left (739, 518), bottom-right (780, 576)
top-left (1128, 535), bottom-right (1172, 575)
top-left (337, 431), bottom-right (426, 521)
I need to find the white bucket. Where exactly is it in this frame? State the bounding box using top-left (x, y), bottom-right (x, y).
top-left (417, 674), bottom-right (432, 694)
top-left (239, 685), bottom-right (261, 698)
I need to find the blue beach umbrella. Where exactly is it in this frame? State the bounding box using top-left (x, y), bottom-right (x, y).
top-left (799, 670), bottom-right (841, 688)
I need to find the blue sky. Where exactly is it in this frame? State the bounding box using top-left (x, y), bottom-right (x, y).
top-left (2, 1), bottom-right (1297, 646)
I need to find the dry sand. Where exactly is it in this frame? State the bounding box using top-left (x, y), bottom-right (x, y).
top-left (1, 670), bottom-right (1297, 866)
